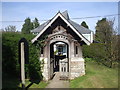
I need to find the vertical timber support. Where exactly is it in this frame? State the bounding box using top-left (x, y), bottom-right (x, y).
top-left (21, 42), bottom-right (25, 89)
top-left (19, 38), bottom-right (29, 87)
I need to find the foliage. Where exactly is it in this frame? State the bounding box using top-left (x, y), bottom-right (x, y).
top-left (2, 32), bottom-right (43, 84)
top-left (35, 34), bottom-right (48, 56)
top-left (118, 35), bottom-right (120, 62)
top-left (21, 17), bottom-right (34, 34)
top-left (54, 50), bottom-right (58, 55)
top-left (21, 17), bottom-right (40, 34)
top-left (84, 58), bottom-right (95, 62)
top-left (2, 32), bottom-right (20, 77)
top-left (3, 25), bottom-right (17, 32)
top-left (83, 41), bottom-right (118, 68)
top-left (95, 18), bottom-right (118, 68)
top-left (95, 18), bottom-right (107, 43)
top-left (82, 43), bottom-right (106, 64)
top-left (33, 17), bottom-right (40, 28)
top-left (40, 59), bottom-right (44, 70)
top-left (81, 21), bottom-right (89, 29)
top-left (28, 43), bottom-right (43, 82)
top-left (70, 61), bottom-right (118, 88)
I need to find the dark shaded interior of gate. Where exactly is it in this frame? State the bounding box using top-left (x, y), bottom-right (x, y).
top-left (50, 41), bottom-right (69, 72)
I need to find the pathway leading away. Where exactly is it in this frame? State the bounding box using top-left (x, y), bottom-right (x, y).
top-left (46, 72), bottom-right (69, 88)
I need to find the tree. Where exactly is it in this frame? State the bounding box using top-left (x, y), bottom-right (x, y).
top-left (33, 17), bottom-right (40, 28)
top-left (21, 17), bottom-right (34, 34)
top-left (81, 21), bottom-right (89, 29)
top-left (95, 18), bottom-right (118, 68)
top-left (95, 18), bottom-right (107, 43)
top-left (4, 25), bottom-right (16, 32)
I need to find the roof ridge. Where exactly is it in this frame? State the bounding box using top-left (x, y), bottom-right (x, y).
top-left (61, 10), bottom-right (69, 20)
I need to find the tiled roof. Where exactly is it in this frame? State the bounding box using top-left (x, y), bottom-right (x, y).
top-left (31, 20), bottom-right (51, 33)
top-left (68, 20), bottom-right (91, 34)
top-left (31, 11), bottom-right (92, 34)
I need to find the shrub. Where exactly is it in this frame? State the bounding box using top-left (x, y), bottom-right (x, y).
top-left (2, 32), bottom-right (42, 81)
top-left (82, 43), bottom-right (106, 63)
top-left (82, 43), bottom-right (118, 68)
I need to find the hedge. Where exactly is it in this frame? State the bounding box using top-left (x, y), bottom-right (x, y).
top-left (82, 43), bottom-right (106, 63)
top-left (82, 43), bottom-right (118, 68)
top-left (2, 32), bottom-right (42, 81)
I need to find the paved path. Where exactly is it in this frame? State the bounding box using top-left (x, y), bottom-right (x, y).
top-left (46, 72), bottom-right (69, 88)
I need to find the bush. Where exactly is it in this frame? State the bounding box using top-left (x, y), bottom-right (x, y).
top-left (82, 43), bottom-right (106, 63)
top-left (83, 43), bottom-right (118, 68)
top-left (2, 32), bottom-right (42, 81)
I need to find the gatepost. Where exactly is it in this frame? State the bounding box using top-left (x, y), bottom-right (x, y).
top-left (19, 38), bottom-right (29, 89)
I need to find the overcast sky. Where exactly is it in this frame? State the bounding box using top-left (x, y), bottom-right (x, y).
top-left (1, 2), bottom-right (118, 32)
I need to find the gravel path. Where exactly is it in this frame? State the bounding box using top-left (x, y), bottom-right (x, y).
top-left (45, 72), bottom-right (69, 88)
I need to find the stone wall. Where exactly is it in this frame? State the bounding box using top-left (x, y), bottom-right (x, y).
top-left (70, 58), bottom-right (85, 79)
top-left (40, 57), bottom-right (49, 81)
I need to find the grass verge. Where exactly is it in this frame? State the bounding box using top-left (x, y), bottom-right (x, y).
top-left (70, 60), bottom-right (118, 88)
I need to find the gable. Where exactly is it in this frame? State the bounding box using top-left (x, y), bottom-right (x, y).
top-left (31, 12), bottom-right (91, 45)
top-left (52, 26), bottom-right (67, 34)
top-left (31, 11), bottom-right (92, 35)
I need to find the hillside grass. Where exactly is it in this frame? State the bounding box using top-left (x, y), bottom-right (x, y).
top-left (70, 60), bottom-right (118, 88)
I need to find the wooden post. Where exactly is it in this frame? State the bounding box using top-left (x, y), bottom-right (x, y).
top-left (21, 42), bottom-right (25, 89)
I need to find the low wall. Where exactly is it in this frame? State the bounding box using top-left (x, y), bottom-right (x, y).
top-left (40, 57), bottom-right (50, 81)
top-left (70, 57), bottom-right (85, 79)
top-left (40, 57), bottom-right (85, 81)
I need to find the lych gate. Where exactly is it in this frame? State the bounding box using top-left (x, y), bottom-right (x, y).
top-left (50, 41), bottom-right (69, 72)
top-left (43, 31), bottom-right (72, 80)
top-left (49, 34), bottom-right (70, 79)
top-left (50, 42), bottom-right (69, 79)
top-left (31, 11), bottom-right (93, 81)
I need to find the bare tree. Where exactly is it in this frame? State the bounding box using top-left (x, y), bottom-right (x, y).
top-left (5, 25), bottom-right (17, 32)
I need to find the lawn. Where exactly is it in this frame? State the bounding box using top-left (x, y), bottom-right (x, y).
top-left (19, 79), bottom-right (48, 88)
top-left (3, 78), bottom-right (48, 89)
top-left (3, 60), bottom-right (118, 89)
top-left (70, 60), bottom-right (118, 88)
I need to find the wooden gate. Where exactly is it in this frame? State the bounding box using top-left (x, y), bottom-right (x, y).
top-left (59, 58), bottom-right (69, 80)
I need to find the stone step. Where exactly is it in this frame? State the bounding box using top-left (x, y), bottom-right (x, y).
top-left (60, 76), bottom-right (69, 80)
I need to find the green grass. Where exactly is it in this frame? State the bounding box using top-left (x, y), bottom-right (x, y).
top-left (3, 78), bottom-right (48, 89)
top-left (70, 61), bottom-right (118, 88)
top-left (24, 79), bottom-right (48, 88)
